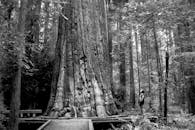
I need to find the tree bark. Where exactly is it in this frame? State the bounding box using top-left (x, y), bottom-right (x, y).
top-left (99, 0), bottom-right (118, 115)
top-left (108, 27), bottom-right (113, 92)
top-left (50, 34), bottom-right (67, 117)
top-left (134, 26), bottom-right (141, 95)
top-left (152, 16), bottom-right (163, 114)
top-left (43, 1), bottom-right (49, 45)
top-left (34, 0), bottom-right (42, 44)
top-left (117, 7), bottom-right (126, 111)
top-left (9, 1), bottom-right (27, 130)
top-left (107, 1), bottom-right (113, 92)
top-left (129, 29), bottom-right (135, 108)
top-left (46, 0), bottom-right (117, 117)
top-left (164, 52), bottom-right (169, 121)
top-left (145, 30), bottom-right (152, 109)
top-left (45, 6), bottom-right (65, 115)
top-left (119, 44), bottom-right (126, 90)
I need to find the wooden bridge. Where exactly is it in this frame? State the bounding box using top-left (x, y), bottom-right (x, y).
top-left (20, 116), bottom-right (135, 130)
top-left (18, 109), bottom-right (136, 130)
top-left (20, 116), bottom-right (135, 123)
top-left (18, 109), bottom-right (158, 130)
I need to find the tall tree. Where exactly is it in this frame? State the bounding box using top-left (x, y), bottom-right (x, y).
top-left (117, 4), bottom-right (126, 110)
top-left (145, 30), bottom-right (152, 109)
top-left (45, 3), bottom-right (66, 115)
top-left (46, 0), bottom-right (117, 117)
top-left (186, 0), bottom-right (195, 114)
top-left (34, 0), bottom-right (42, 44)
top-left (129, 28), bottom-right (135, 108)
top-left (152, 15), bottom-right (163, 113)
top-left (43, 2), bottom-right (50, 45)
top-left (164, 51), bottom-right (169, 121)
top-left (107, 0), bottom-right (114, 92)
top-left (135, 26), bottom-right (141, 94)
top-left (9, 0), bottom-right (27, 130)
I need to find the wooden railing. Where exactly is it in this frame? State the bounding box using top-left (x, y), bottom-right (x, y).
top-left (7, 109), bottom-right (42, 118)
top-left (19, 109), bottom-right (42, 118)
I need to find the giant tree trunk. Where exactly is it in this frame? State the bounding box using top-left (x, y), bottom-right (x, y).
top-left (9, 1), bottom-right (27, 130)
top-left (46, 0), bottom-right (117, 117)
top-left (45, 4), bottom-right (66, 115)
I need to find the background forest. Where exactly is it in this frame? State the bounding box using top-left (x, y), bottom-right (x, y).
top-left (0, 0), bottom-right (195, 130)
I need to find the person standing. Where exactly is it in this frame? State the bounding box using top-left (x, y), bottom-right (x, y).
top-left (139, 89), bottom-right (145, 114)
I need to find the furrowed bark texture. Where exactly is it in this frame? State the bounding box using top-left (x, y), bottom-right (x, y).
top-left (129, 30), bottom-right (135, 109)
top-left (45, 5), bottom-right (65, 115)
top-left (46, 0), bottom-right (117, 117)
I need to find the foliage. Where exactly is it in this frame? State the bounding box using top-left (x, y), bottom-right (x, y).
top-left (0, 94), bottom-right (7, 130)
top-left (109, 0), bottom-right (195, 113)
top-left (0, 0), bottom-right (194, 129)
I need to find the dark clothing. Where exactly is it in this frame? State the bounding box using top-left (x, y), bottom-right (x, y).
top-left (139, 93), bottom-right (144, 106)
top-left (139, 99), bottom-right (144, 106)
top-left (139, 93), bottom-right (144, 114)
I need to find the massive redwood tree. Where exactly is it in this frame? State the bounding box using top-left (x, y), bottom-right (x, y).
top-left (46, 0), bottom-right (117, 117)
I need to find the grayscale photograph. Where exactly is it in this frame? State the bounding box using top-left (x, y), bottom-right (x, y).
top-left (0, 0), bottom-right (195, 130)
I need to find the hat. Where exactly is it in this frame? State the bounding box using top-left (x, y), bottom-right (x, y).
top-left (140, 89), bottom-right (144, 93)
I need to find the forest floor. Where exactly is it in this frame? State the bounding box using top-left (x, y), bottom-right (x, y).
top-left (104, 110), bottom-right (195, 130)
top-left (23, 106), bottom-right (195, 130)
top-left (37, 110), bottom-right (195, 130)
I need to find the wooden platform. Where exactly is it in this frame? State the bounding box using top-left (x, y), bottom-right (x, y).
top-left (19, 118), bottom-right (47, 123)
top-left (37, 119), bottom-right (94, 130)
top-left (19, 116), bottom-right (134, 124)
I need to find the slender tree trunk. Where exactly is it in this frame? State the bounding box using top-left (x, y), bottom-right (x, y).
top-left (140, 31), bottom-right (146, 63)
top-left (135, 26), bottom-right (141, 95)
top-left (9, 1), bottom-right (27, 130)
top-left (118, 10), bottom-right (126, 108)
top-left (108, 28), bottom-right (113, 91)
top-left (107, 0), bottom-right (113, 92)
top-left (152, 17), bottom-right (163, 114)
top-left (145, 30), bottom-right (152, 109)
top-left (129, 29), bottom-right (135, 108)
top-left (119, 45), bottom-right (126, 88)
top-left (164, 52), bottom-right (169, 121)
top-left (119, 40), bottom-right (126, 90)
top-left (148, 30), bottom-right (155, 109)
top-left (43, 1), bottom-right (49, 45)
top-left (119, 42), bottom-right (126, 110)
